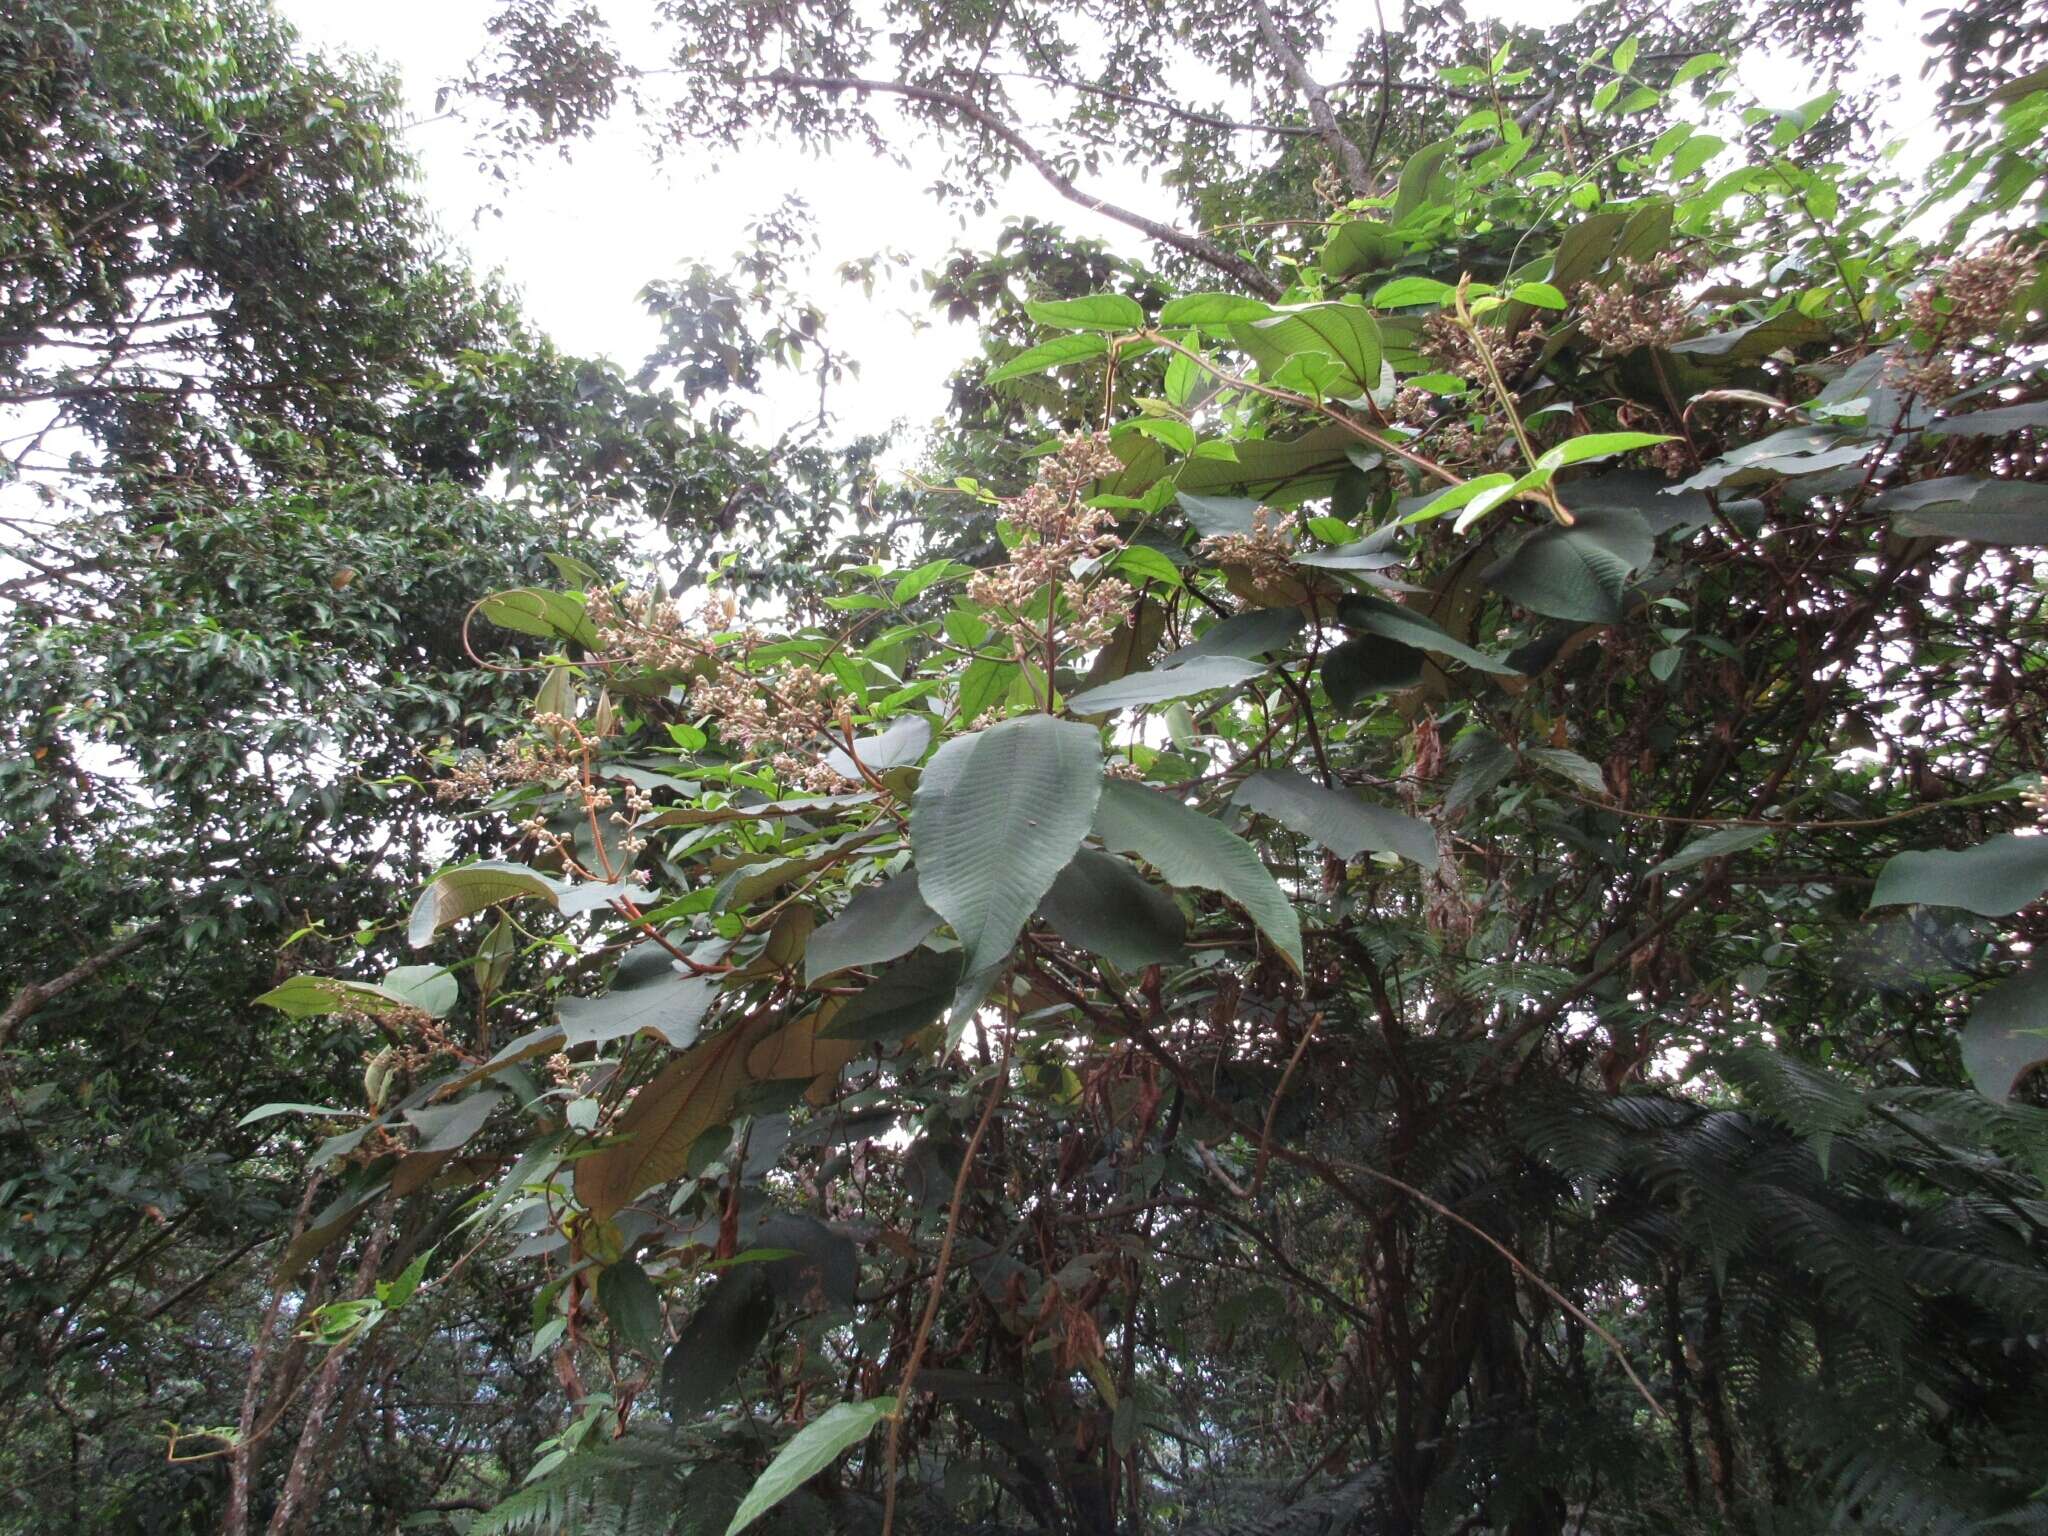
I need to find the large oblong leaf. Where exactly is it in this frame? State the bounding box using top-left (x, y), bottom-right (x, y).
top-left (408, 862), bottom-right (561, 949)
top-left (725, 1397), bottom-right (898, 1536)
top-left (1336, 593), bottom-right (1519, 675)
top-left (575, 1015), bottom-right (769, 1221)
top-left (1068, 654), bottom-right (1267, 715)
top-left (910, 716), bottom-right (1103, 977)
top-left (1232, 769), bottom-right (1439, 869)
top-left (1482, 506), bottom-right (1654, 624)
top-left (1961, 965), bottom-right (2048, 1101)
top-left (806, 870), bottom-right (941, 983)
top-left (1091, 782), bottom-right (1302, 971)
top-left (1037, 849), bottom-right (1189, 970)
top-left (1869, 833), bottom-right (2048, 917)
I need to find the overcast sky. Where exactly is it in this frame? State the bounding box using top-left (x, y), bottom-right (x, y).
top-left (274, 1), bottom-right (1932, 456)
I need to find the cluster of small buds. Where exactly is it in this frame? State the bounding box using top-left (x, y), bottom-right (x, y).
top-left (770, 753), bottom-right (860, 794)
top-left (1432, 414), bottom-right (1516, 473)
top-left (965, 433), bottom-right (1133, 662)
top-left (586, 586), bottom-right (758, 675)
top-left (1104, 758), bottom-right (1148, 781)
top-left (689, 663), bottom-right (842, 756)
top-left (1419, 313), bottom-right (1548, 384)
top-left (342, 1124), bottom-right (406, 1168)
top-left (1889, 239), bottom-right (2037, 401)
top-left (1904, 238), bottom-right (2034, 342)
top-left (605, 779), bottom-right (656, 856)
top-left (1198, 507), bottom-right (1299, 581)
top-left (1575, 256), bottom-right (1694, 354)
top-left (431, 726), bottom-right (583, 804)
top-left (1391, 385), bottom-right (1443, 426)
top-left (1648, 439), bottom-right (1692, 478)
top-left (544, 1052), bottom-right (575, 1085)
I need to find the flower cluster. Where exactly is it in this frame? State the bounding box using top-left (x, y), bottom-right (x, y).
top-left (1888, 238), bottom-right (2036, 400)
top-left (965, 432), bottom-right (1132, 663)
top-left (432, 727), bottom-right (583, 803)
top-left (586, 586), bottom-right (758, 675)
top-left (1419, 313), bottom-right (1548, 384)
top-left (690, 661), bottom-right (844, 756)
top-left (1904, 238), bottom-right (2033, 342)
top-left (1198, 507), bottom-right (1298, 581)
top-left (770, 752), bottom-right (860, 795)
top-left (1575, 256), bottom-right (1693, 354)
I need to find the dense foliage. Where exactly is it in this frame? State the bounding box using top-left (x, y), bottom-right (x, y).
top-left (6, 0), bottom-right (2048, 1533)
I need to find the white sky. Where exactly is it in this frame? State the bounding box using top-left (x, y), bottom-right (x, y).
top-left (273, 0), bottom-right (1930, 457)
top-left (273, 0), bottom-right (1599, 450)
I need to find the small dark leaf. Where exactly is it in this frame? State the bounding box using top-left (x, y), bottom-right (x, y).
top-left (1482, 506), bottom-right (1654, 624)
top-left (821, 947), bottom-right (968, 1043)
top-left (1870, 832), bottom-right (2048, 917)
top-left (1961, 965), bottom-right (2048, 1101)
top-left (1232, 769), bottom-right (1439, 869)
top-left (598, 1259), bottom-right (663, 1358)
top-left (756, 1214), bottom-right (859, 1310)
top-left (663, 1269), bottom-right (775, 1418)
top-left (806, 870), bottom-right (941, 983)
top-left (1037, 849), bottom-right (1189, 970)
top-left (1322, 636), bottom-right (1425, 710)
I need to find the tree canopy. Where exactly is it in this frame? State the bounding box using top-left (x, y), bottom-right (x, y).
top-left (4, 2), bottom-right (2048, 1534)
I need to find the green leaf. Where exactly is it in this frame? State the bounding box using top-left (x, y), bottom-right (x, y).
top-left (1322, 636), bottom-right (1425, 708)
top-left (807, 871), bottom-right (942, 983)
top-left (1161, 608), bottom-right (1305, 668)
top-left (1159, 293), bottom-right (1275, 327)
top-left (1879, 476), bottom-right (2048, 545)
top-left (475, 588), bottom-right (599, 649)
top-left (1535, 431), bottom-right (1674, 471)
top-left (597, 1260), bottom-right (663, 1358)
top-left (1512, 281), bottom-right (1569, 310)
top-left (1482, 507), bottom-right (1654, 623)
top-left (911, 716), bottom-right (1103, 977)
top-left (1666, 310), bottom-right (1826, 362)
top-left (664, 1270), bottom-right (776, 1418)
top-left (1230, 305), bottom-right (1384, 394)
top-left (891, 559), bottom-right (972, 604)
top-left (1961, 965), bottom-right (2048, 1101)
top-left (237, 1102), bottom-right (365, 1128)
top-left (1023, 294), bottom-right (1145, 332)
top-left (821, 947), bottom-right (968, 1043)
top-left (256, 972), bottom-right (455, 1021)
top-left (403, 1091), bottom-right (500, 1154)
top-left (985, 334), bottom-right (1109, 384)
top-left (822, 715), bottom-right (932, 779)
top-left (1525, 747), bottom-right (1609, 796)
top-left (408, 862), bottom-right (561, 950)
top-left (725, 1397), bottom-right (898, 1536)
top-left (1371, 277), bottom-right (1453, 309)
top-left (1869, 833), bottom-right (2048, 917)
top-left (1400, 473), bottom-right (1515, 526)
top-left (1037, 849), bottom-right (1189, 970)
top-left (559, 947), bottom-right (720, 1050)
top-left (1233, 770), bottom-right (1439, 869)
top-left (955, 658), bottom-right (1015, 725)
top-left (1092, 782), bottom-right (1303, 971)
top-left (1927, 401), bottom-right (2048, 438)
top-left (1649, 824), bottom-right (1774, 875)
top-left (1321, 218), bottom-right (1402, 278)
top-left (1068, 655), bottom-right (1267, 715)
top-left (1336, 593), bottom-right (1519, 675)
top-left (1392, 139), bottom-right (1455, 224)
top-left (1178, 492), bottom-right (1261, 537)
top-left (1112, 544), bottom-right (1184, 588)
